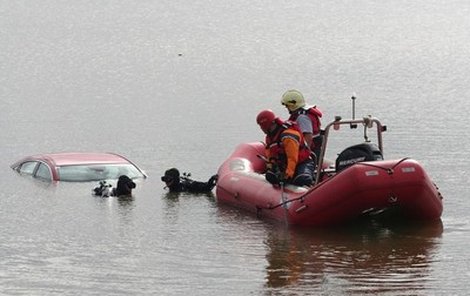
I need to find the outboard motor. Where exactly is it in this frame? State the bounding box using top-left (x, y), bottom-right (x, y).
top-left (336, 142), bottom-right (383, 172)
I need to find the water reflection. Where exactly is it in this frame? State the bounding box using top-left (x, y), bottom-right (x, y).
top-left (161, 191), bottom-right (216, 222)
top-left (93, 194), bottom-right (135, 207)
top-left (264, 220), bottom-right (443, 294)
top-left (162, 191), bottom-right (215, 205)
top-left (14, 174), bottom-right (57, 192)
top-left (162, 191), bottom-right (184, 206)
top-left (92, 194), bottom-right (136, 225)
top-left (115, 195), bottom-right (135, 207)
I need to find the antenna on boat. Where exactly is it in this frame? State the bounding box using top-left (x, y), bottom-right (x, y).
top-left (350, 93), bottom-right (358, 129)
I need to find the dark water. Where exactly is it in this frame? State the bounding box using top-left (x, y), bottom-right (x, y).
top-left (1, 1), bottom-right (469, 295)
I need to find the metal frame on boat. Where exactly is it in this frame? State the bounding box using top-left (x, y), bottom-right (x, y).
top-left (315, 115), bottom-right (386, 185)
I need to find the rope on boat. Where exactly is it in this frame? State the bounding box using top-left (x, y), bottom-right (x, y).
top-left (261, 192), bottom-right (308, 211)
top-left (355, 157), bottom-right (410, 174)
top-left (253, 158), bottom-right (414, 211)
top-left (218, 158), bottom-right (412, 213)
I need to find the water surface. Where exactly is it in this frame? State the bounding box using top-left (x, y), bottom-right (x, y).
top-left (1, 1), bottom-right (469, 295)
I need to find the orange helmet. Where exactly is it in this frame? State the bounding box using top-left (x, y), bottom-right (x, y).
top-left (256, 109), bottom-right (276, 133)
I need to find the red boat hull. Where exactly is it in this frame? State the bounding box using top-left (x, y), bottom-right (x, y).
top-left (216, 142), bottom-right (443, 226)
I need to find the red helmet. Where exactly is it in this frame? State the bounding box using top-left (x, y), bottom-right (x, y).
top-left (256, 109), bottom-right (276, 133)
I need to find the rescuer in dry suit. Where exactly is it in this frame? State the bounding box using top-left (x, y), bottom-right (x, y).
top-left (92, 175), bottom-right (136, 197)
top-left (161, 168), bottom-right (218, 193)
top-left (256, 109), bottom-right (315, 187)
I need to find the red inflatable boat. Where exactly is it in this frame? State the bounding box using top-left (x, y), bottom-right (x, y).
top-left (216, 115), bottom-right (443, 227)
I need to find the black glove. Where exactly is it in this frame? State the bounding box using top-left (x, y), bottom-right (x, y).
top-left (207, 175), bottom-right (218, 189)
top-left (266, 170), bottom-right (281, 185)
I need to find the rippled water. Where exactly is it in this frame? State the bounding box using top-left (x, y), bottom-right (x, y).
top-left (1, 1), bottom-right (470, 295)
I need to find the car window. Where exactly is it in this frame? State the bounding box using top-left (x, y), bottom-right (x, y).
top-left (57, 164), bottom-right (144, 182)
top-left (35, 163), bottom-right (52, 181)
top-left (17, 161), bottom-right (38, 175)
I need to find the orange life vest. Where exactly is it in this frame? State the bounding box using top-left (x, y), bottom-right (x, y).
top-left (264, 120), bottom-right (311, 177)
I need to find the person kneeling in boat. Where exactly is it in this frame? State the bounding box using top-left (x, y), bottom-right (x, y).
top-left (256, 109), bottom-right (315, 187)
top-left (161, 168), bottom-right (218, 193)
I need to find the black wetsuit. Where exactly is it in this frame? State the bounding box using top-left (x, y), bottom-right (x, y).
top-left (167, 175), bottom-right (217, 193)
top-left (93, 175), bottom-right (136, 197)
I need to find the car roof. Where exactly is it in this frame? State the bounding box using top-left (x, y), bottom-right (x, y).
top-left (30, 152), bottom-right (131, 167)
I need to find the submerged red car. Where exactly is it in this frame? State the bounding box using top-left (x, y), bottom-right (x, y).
top-left (11, 152), bottom-right (147, 182)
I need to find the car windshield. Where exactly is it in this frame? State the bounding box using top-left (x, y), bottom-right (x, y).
top-left (57, 164), bottom-right (145, 182)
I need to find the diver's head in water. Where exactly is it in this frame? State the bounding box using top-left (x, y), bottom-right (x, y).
top-left (161, 168), bottom-right (181, 190)
top-left (115, 175), bottom-right (136, 196)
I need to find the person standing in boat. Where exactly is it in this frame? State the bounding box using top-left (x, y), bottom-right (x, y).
top-left (281, 89), bottom-right (323, 163)
top-left (256, 109), bottom-right (315, 186)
